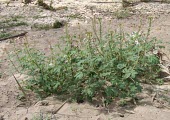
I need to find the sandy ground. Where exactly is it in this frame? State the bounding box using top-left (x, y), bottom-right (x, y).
top-left (0, 0), bottom-right (170, 120)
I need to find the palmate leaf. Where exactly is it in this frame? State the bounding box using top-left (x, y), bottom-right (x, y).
top-left (131, 70), bottom-right (138, 78)
top-left (105, 86), bottom-right (119, 97)
top-left (86, 89), bottom-right (93, 97)
top-left (124, 72), bottom-right (131, 79)
top-left (100, 72), bottom-right (111, 77)
top-left (123, 67), bottom-right (138, 79)
top-left (83, 88), bottom-right (94, 97)
top-left (53, 82), bottom-right (60, 90)
top-left (117, 63), bottom-right (126, 69)
top-left (148, 55), bottom-right (159, 64)
top-left (75, 72), bottom-right (84, 80)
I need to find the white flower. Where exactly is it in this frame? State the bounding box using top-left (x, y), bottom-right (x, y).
top-left (49, 63), bottom-right (53, 66)
top-left (153, 50), bottom-right (158, 55)
top-left (135, 40), bottom-right (140, 45)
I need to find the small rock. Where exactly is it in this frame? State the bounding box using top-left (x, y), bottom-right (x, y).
top-left (163, 76), bottom-right (170, 81)
top-left (0, 115), bottom-right (4, 120)
top-left (40, 101), bottom-right (49, 106)
top-left (17, 102), bottom-right (26, 107)
top-left (95, 104), bottom-right (100, 107)
top-left (35, 100), bottom-right (49, 106)
top-left (119, 114), bottom-right (124, 117)
top-left (25, 117), bottom-right (28, 120)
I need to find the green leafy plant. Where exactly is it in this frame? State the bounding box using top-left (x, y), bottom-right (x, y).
top-left (117, 99), bottom-right (127, 107)
top-left (53, 20), bottom-right (65, 28)
top-left (32, 23), bottom-right (53, 30)
top-left (67, 13), bottom-right (83, 19)
top-left (0, 17), bottom-right (28, 29)
top-left (37, 0), bottom-right (56, 11)
top-left (0, 32), bottom-right (11, 39)
top-left (32, 20), bottom-right (65, 30)
top-left (114, 9), bottom-right (132, 19)
top-left (31, 113), bottom-right (51, 120)
top-left (33, 15), bottom-right (47, 19)
top-left (13, 18), bottom-right (162, 105)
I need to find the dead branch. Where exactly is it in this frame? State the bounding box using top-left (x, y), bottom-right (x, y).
top-left (0, 32), bottom-right (28, 42)
top-left (12, 73), bottom-right (28, 100)
top-left (52, 99), bottom-right (69, 114)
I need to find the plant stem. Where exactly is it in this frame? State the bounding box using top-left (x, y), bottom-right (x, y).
top-left (24, 38), bottom-right (45, 83)
top-left (12, 73), bottom-right (28, 100)
top-left (5, 48), bottom-right (20, 73)
top-left (91, 16), bottom-right (100, 42)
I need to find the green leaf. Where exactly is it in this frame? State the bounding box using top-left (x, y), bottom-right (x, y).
top-left (131, 70), bottom-right (137, 78)
top-left (117, 63), bottom-right (126, 69)
top-left (123, 67), bottom-right (137, 79)
top-left (100, 72), bottom-right (111, 77)
top-left (53, 82), bottom-right (60, 89)
top-left (124, 72), bottom-right (131, 79)
top-left (75, 72), bottom-right (83, 80)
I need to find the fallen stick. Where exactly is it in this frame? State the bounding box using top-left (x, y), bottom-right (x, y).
top-left (12, 73), bottom-right (28, 100)
top-left (91, 2), bottom-right (122, 3)
top-left (84, 107), bottom-right (135, 114)
top-left (152, 93), bottom-right (157, 102)
top-left (0, 32), bottom-right (28, 42)
top-left (91, 0), bottom-right (166, 3)
top-left (56, 113), bottom-right (92, 118)
top-left (52, 99), bottom-right (69, 114)
top-left (156, 99), bottom-right (170, 110)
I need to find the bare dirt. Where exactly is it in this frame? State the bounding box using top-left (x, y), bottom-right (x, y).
top-left (0, 0), bottom-right (170, 120)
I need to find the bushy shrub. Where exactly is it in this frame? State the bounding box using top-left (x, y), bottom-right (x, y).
top-left (14, 19), bottom-right (162, 104)
top-left (37, 0), bottom-right (55, 11)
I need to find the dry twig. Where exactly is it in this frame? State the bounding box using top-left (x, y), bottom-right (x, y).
top-left (52, 99), bottom-right (69, 114)
top-left (0, 32), bottom-right (28, 42)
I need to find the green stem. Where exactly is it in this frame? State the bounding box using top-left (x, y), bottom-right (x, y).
top-left (24, 40), bottom-right (45, 83)
top-left (5, 49), bottom-right (20, 73)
